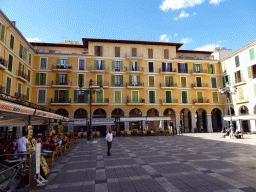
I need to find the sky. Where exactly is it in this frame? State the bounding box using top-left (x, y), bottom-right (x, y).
top-left (0, 0), bottom-right (256, 52)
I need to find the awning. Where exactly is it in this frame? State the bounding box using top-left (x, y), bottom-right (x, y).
top-left (223, 115), bottom-right (256, 121)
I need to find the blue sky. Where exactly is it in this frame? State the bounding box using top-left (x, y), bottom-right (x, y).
top-left (1, 0), bottom-right (255, 52)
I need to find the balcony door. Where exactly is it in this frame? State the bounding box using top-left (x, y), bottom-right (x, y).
top-left (59, 74), bottom-right (67, 85)
top-left (59, 90), bottom-right (66, 103)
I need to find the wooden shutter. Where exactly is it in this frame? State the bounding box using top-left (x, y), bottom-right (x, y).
top-left (212, 92), bottom-right (218, 103)
top-left (222, 77), bottom-right (225, 87)
top-left (212, 65), bottom-right (215, 74)
top-left (129, 75), bottom-right (132, 85)
top-left (197, 92), bottom-right (203, 103)
top-left (19, 44), bottom-right (23, 58)
top-left (120, 61), bottom-right (123, 71)
top-left (132, 91), bottom-right (138, 103)
top-left (182, 91), bottom-right (187, 103)
top-left (129, 61), bottom-right (132, 71)
top-left (94, 46), bottom-right (97, 56)
top-left (196, 77), bottom-right (202, 87)
top-left (102, 60), bottom-right (106, 69)
top-left (74, 90), bottom-right (78, 103)
top-left (170, 76), bottom-right (174, 86)
top-left (137, 75), bottom-right (141, 85)
top-left (115, 47), bottom-right (120, 57)
top-left (97, 90), bottom-right (103, 103)
top-left (200, 64), bottom-right (203, 73)
top-left (29, 54), bottom-right (32, 66)
top-left (36, 73), bottom-right (39, 85)
top-left (165, 76), bottom-right (168, 86)
top-left (84, 90), bottom-right (88, 103)
top-left (149, 91), bottom-right (155, 103)
top-left (235, 56), bottom-right (240, 67)
top-left (17, 83), bottom-right (21, 94)
top-left (132, 48), bottom-right (137, 57)
top-left (10, 35), bottom-right (14, 50)
top-left (56, 74), bottom-right (60, 85)
top-left (148, 48), bottom-right (153, 59)
top-left (120, 75), bottom-right (123, 86)
top-left (164, 49), bottom-right (169, 59)
top-left (57, 58), bottom-right (60, 65)
top-left (23, 47), bottom-right (27, 61)
top-left (137, 61), bottom-right (140, 71)
top-left (115, 90), bottom-right (121, 103)
top-left (100, 46), bottom-right (103, 56)
top-left (166, 91), bottom-right (172, 103)
top-left (249, 48), bottom-right (255, 61)
top-left (211, 77), bottom-right (217, 88)
top-left (54, 90), bottom-right (58, 102)
top-left (185, 63), bottom-right (188, 73)
top-left (111, 75), bottom-right (115, 86)
top-left (42, 73), bottom-right (46, 85)
top-left (248, 66), bottom-right (252, 80)
top-left (97, 75), bottom-right (102, 86)
top-left (94, 60), bottom-right (97, 69)
top-left (208, 64), bottom-right (211, 74)
top-left (6, 77), bottom-right (11, 95)
top-left (149, 76), bottom-right (154, 87)
top-left (65, 90), bottom-right (69, 103)
top-left (28, 70), bottom-right (31, 83)
top-left (66, 59), bottom-right (69, 67)
top-left (112, 60), bottom-right (115, 71)
top-left (38, 90), bottom-right (46, 103)
top-left (1, 25), bottom-right (5, 42)
top-left (238, 87), bottom-right (244, 101)
top-left (193, 64), bottom-right (196, 72)
top-left (181, 77), bottom-right (186, 88)
top-left (8, 54), bottom-right (13, 72)
top-left (227, 75), bottom-right (231, 85)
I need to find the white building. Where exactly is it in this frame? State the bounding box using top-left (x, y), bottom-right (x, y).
top-left (213, 47), bottom-right (232, 60)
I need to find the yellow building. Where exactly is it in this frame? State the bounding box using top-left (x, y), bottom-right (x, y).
top-left (0, 9), bottom-right (227, 136)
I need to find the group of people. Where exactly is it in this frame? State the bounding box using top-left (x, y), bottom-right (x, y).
top-left (222, 129), bottom-right (243, 139)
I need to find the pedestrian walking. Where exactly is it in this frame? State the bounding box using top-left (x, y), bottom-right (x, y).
top-left (16, 132), bottom-right (30, 167)
top-left (179, 125), bottom-right (182, 136)
top-left (105, 130), bottom-right (113, 156)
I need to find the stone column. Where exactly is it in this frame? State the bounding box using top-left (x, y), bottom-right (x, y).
top-left (142, 121), bottom-right (146, 130)
top-left (207, 114), bottom-right (213, 132)
top-left (176, 114), bottom-right (180, 134)
top-left (124, 122), bottom-right (129, 131)
top-left (191, 113), bottom-right (196, 133)
top-left (236, 120), bottom-right (241, 131)
top-left (250, 120), bottom-right (256, 133)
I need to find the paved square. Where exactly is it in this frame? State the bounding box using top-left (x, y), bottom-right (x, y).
top-left (33, 135), bottom-right (256, 192)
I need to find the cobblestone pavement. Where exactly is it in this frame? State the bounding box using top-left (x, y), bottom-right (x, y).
top-left (32, 134), bottom-right (256, 192)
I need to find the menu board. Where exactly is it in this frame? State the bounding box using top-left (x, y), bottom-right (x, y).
top-left (29, 151), bottom-right (37, 191)
top-left (36, 143), bottom-right (41, 174)
top-left (40, 156), bottom-right (50, 176)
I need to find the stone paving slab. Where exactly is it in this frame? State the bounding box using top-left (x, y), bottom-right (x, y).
top-left (29, 133), bottom-right (256, 192)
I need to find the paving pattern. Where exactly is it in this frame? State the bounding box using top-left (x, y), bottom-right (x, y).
top-left (32, 135), bottom-right (256, 192)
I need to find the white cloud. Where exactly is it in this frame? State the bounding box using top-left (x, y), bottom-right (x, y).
top-left (160, 0), bottom-right (204, 11)
top-left (26, 37), bottom-right (42, 42)
top-left (181, 38), bottom-right (193, 44)
top-left (174, 10), bottom-right (189, 20)
top-left (193, 12), bottom-right (197, 15)
top-left (160, 34), bottom-right (170, 42)
top-left (209, 0), bottom-right (223, 5)
top-left (174, 33), bottom-right (178, 37)
top-left (195, 44), bottom-right (219, 51)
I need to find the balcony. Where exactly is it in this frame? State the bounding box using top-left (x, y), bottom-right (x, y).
top-left (125, 67), bottom-right (144, 74)
top-left (92, 98), bottom-right (109, 105)
top-left (191, 83), bottom-right (208, 89)
top-left (192, 99), bottom-right (210, 105)
top-left (0, 58), bottom-right (7, 70)
top-left (125, 53), bottom-right (143, 59)
top-left (160, 83), bottom-right (177, 89)
top-left (91, 81), bottom-right (109, 88)
top-left (126, 98), bottom-right (145, 105)
top-left (159, 68), bottom-right (177, 74)
top-left (51, 81), bottom-right (72, 88)
top-left (190, 69), bottom-right (208, 75)
top-left (126, 82), bottom-right (144, 88)
top-left (52, 64), bottom-right (72, 71)
top-left (16, 70), bottom-right (29, 83)
top-left (36, 48), bottom-right (88, 55)
top-left (0, 86), bottom-right (5, 94)
top-left (160, 99), bottom-right (178, 105)
top-left (175, 55), bottom-right (215, 61)
top-left (50, 98), bottom-right (71, 105)
top-left (234, 96), bottom-right (249, 104)
top-left (90, 66), bottom-right (109, 73)
top-left (15, 92), bottom-right (28, 101)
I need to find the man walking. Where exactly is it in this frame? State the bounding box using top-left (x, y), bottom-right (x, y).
top-left (16, 132), bottom-right (30, 167)
top-left (179, 125), bottom-right (183, 136)
top-left (105, 130), bottom-right (113, 156)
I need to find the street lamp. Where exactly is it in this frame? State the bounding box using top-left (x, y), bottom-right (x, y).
top-left (218, 83), bottom-right (237, 133)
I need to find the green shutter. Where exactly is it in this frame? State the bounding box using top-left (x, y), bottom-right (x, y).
top-left (137, 75), bottom-right (141, 85)
top-left (10, 35), bottom-right (14, 50)
top-left (208, 64), bottom-right (211, 74)
top-left (57, 58), bottom-right (60, 65)
top-left (193, 64), bottom-right (196, 72)
top-left (149, 76), bottom-right (154, 87)
top-left (137, 61), bottom-right (140, 71)
top-left (238, 87), bottom-right (244, 101)
top-left (129, 61), bottom-right (132, 71)
top-left (212, 92), bottom-right (218, 103)
top-left (132, 91), bottom-right (138, 103)
top-left (1, 25), bottom-right (5, 42)
top-left (18, 83), bottom-right (21, 94)
top-left (249, 48), bottom-right (255, 61)
top-left (212, 65), bottom-right (215, 74)
top-left (81, 74), bottom-right (84, 86)
top-left (65, 90), bottom-right (69, 103)
top-left (211, 77), bottom-right (217, 88)
top-left (97, 75), bottom-right (102, 86)
top-left (23, 47), bottom-right (27, 61)
top-left (97, 90), bottom-right (103, 103)
top-left (29, 54), bottom-right (32, 66)
top-left (94, 60), bottom-right (97, 69)
top-left (120, 75), bottom-right (123, 86)
top-left (42, 73), bottom-right (46, 85)
top-left (28, 70), bottom-right (31, 83)
top-left (254, 84), bottom-right (256, 98)
top-left (181, 77), bottom-right (186, 88)
top-left (56, 74), bottom-right (60, 85)
top-left (222, 77), bottom-right (225, 87)
top-left (129, 75), bottom-right (132, 85)
top-left (166, 91), bottom-right (172, 103)
top-left (36, 73), bottom-right (39, 85)
top-left (8, 54), bottom-right (13, 72)
top-left (65, 74), bottom-right (68, 84)
top-left (197, 92), bottom-right (203, 103)
top-left (149, 91), bottom-right (155, 103)
top-left (227, 75), bottom-right (231, 85)
top-left (235, 56), bottom-right (240, 67)
top-left (170, 76), bottom-right (174, 86)
top-left (248, 66), bottom-right (252, 80)
top-left (182, 91), bottom-right (187, 103)
top-left (54, 90), bottom-right (59, 102)
top-left (66, 59), bottom-right (69, 67)
top-left (111, 75), bottom-right (115, 86)
top-left (74, 90), bottom-right (78, 103)
top-left (115, 90), bottom-right (121, 103)
top-left (112, 60), bottom-right (115, 71)
top-left (200, 64), bottom-right (203, 73)
top-left (120, 61), bottom-right (123, 71)
top-left (103, 60), bottom-right (106, 69)
top-left (84, 90), bottom-right (88, 103)
top-left (6, 77), bottom-right (11, 95)
top-left (234, 72), bottom-right (237, 83)
top-left (196, 77), bottom-right (202, 87)
top-left (165, 76), bottom-right (168, 86)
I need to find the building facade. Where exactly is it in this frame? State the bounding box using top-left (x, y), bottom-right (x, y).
top-left (0, 9), bottom-right (228, 135)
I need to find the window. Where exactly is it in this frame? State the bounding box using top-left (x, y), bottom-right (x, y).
top-left (148, 62), bottom-right (154, 72)
top-left (54, 90), bottom-right (69, 103)
top-left (115, 47), bottom-right (120, 57)
top-left (111, 75), bottom-right (123, 86)
top-left (162, 62), bottom-right (172, 72)
top-left (149, 76), bottom-right (154, 87)
top-left (196, 77), bottom-right (202, 87)
top-left (6, 77), bottom-right (11, 95)
top-left (222, 75), bottom-right (230, 87)
top-left (132, 48), bottom-right (137, 57)
top-left (19, 44), bottom-right (27, 61)
top-left (17, 82), bottom-right (22, 94)
top-left (164, 49), bottom-right (169, 59)
top-left (149, 91), bottom-right (155, 103)
top-left (115, 75), bottom-right (120, 86)
top-left (114, 90), bottom-right (121, 103)
top-left (74, 90), bottom-right (88, 103)
top-left (178, 63), bottom-right (188, 73)
top-left (36, 73), bottom-right (46, 85)
top-left (222, 62), bottom-right (227, 73)
top-left (212, 92), bottom-right (218, 103)
top-left (19, 44), bottom-right (23, 58)
top-left (96, 90), bottom-right (103, 103)
top-left (165, 76), bottom-right (173, 87)
top-left (235, 55), bottom-right (240, 67)
top-left (10, 34), bottom-right (14, 50)
top-left (148, 48), bottom-right (153, 59)
top-left (132, 91), bottom-right (139, 103)
top-left (97, 75), bottom-right (103, 86)
top-left (78, 74), bottom-right (84, 86)
top-left (248, 65), bottom-right (256, 79)
top-left (211, 77), bottom-right (217, 88)
top-left (234, 70), bottom-right (243, 84)
top-left (79, 59), bottom-right (85, 70)
top-left (181, 91), bottom-right (188, 103)
top-left (249, 48), bottom-right (255, 61)
top-left (28, 70), bottom-right (31, 83)
top-left (208, 64), bottom-right (215, 74)
top-left (57, 58), bottom-right (69, 68)
top-left (132, 76), bottom-right (138, 86)
top-left (95, 60), bottom-right (105, 70)
top-left (194, 64), bottom-right (202, 73)
top-left (59, 74), bottom-right (67, 85)
top-left (115, 61), bottom-right (120, 71)
top-left (38, 90), bottom-right (46, 103)
top-left (0, 23), bottom-right (5, 42)
top-left (29, 53), bottom-right (32, 66)
top-left (8, 54), bottom-right (13, 72)
top-left (40, 58), bottom-right (47, 69)
top-left (165, 91), bottom-right (172, 103)
top-left (26, 87), bottom-right (30, 101)
top-left (181, 77), bottom-right (186, 88)
top-left (238, 87), bottom-right (244, 101)
top-left (197, 92), bottom-right (203, 103)
top-left (94, 46), bottom-right (103, 56)
top-left (129, 61), bottom-right (140, 71)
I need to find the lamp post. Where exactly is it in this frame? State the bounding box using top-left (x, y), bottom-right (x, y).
top-left (218, 83), bottom-right (237, 133)
top-left (79, 79), bottom-right (102, 141)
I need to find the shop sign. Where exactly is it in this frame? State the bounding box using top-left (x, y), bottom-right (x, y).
top-left (0, 100), bottom-right (35, 115)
